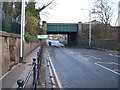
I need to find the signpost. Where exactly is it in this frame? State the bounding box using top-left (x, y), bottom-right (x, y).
top-left (37, 35), bottom-right (48, 39)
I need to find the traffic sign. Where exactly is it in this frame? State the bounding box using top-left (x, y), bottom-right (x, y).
top-left (37, 35), bottom-right (48, 39)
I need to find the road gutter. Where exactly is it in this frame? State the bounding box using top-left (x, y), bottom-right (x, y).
top-left (48, 54), bottom-right (62, 88)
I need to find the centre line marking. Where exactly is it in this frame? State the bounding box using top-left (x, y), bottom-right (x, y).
top-left (112, 62), bottom-right (120, 65)
top-left (108, 54), bottom-right (120, 57)
top-left (87, 55), bottom-right (102, 60)
top-left (95, 63), bottom-right (120, 75)
top-left (96, 62), bottom-right (113, 64)
top-left (113, 69), bottom-right (120, 72)
top-left (80, 56), bottom-right (88, 60)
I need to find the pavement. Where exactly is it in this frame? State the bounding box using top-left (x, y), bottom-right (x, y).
top-left (1, 46), bottom-right (40, 89)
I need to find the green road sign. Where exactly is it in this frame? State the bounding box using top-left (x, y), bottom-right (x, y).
top-left (37, 35), bottom-right (48, 39)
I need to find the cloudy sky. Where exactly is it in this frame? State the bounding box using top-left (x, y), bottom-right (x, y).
top-left (39, 0), bottom-right (119, 26)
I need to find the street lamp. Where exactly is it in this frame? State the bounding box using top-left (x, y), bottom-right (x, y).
top-left (81, 8), bottom-right (92, 47)
top-left (20, 0), bottom-right (25, 60)
top-left (89, 11), bottom-right (92, 47)
top-left (118, 1), bottom-right (120, 26)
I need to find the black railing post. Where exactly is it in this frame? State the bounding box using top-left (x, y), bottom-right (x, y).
top-left (17, 79), bottom-right (24, 90)
top-left (37, 52), bottom-right (39, 69)
top-left (16, 45), bottom-right (43, 90)
top-left (40, 45), bottom-right (43, 66)
top-left (33, 58), bottom-right (36, 90)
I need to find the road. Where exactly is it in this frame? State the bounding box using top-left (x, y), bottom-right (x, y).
top-left (45, 47), bottom-right (119, 88)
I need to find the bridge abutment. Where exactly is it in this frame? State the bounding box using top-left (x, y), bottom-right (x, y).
top-left (42, 21), bottom-right (47, 34)
top-left (68, 33), bottom-right (78, 46)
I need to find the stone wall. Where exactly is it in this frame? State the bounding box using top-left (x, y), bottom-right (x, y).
top-left (0, 3), bottom-right (2, 30)
top-left (0, 31), bottom-right (40, 78)
top-left (91, 40), bottom-right (118, 50)
top-left (77, 34), bottom-right (118, 50)
top-left (0, 31), bottom-right (11, 78)
top-left (24, 41), bottom-right (40, 57)
top-left (0, 31), bottom-right (3, 78)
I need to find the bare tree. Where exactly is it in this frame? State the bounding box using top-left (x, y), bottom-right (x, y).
top-left (35, 0), bottom-right (54, 22)
top-left (92, 0), bottom-right (115, 26)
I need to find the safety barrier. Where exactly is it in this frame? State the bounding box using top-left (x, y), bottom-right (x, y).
top-left (17, 45), bottom-right (43, 90)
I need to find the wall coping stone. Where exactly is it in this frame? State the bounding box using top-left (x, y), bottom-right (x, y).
top-left (0, 31), bottom-right (20, 38)
top-left (10, 33), bottom-right (20, 38)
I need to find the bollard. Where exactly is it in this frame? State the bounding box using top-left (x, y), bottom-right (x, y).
top-left (17, 79), bottom-right (24, 90)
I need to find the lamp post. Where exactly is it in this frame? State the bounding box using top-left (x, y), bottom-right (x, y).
top-left (118, 1), bottom-right (120, 26)
top-left (20, 0), bottom-right (25, 60)
top-left (89, 10), bottom-right (92, 47)
top-left (81, 8), bottom-right (92, 47)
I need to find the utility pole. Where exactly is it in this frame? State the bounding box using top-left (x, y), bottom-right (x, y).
top-left (20, 0), bottom-right (25, 61)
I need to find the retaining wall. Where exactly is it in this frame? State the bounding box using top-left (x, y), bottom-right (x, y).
top-left (77, 34), bottom-right (118, 50)
top-left (0, 31), bottom-right (40, 78)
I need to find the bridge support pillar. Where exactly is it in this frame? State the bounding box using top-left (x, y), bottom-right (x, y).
top-left (77, 22), bottom-right (83, 46)
top-left (42, 21), bottom-right (47, 34)
top-left (68, 33), bottom-right (78, 46)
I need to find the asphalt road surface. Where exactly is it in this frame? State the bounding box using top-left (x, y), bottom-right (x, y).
top-left (45, 47), bottom-right (119, 88)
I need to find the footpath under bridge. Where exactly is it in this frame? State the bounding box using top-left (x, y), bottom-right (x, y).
top-left (46, 23), bottom-right (79, 45)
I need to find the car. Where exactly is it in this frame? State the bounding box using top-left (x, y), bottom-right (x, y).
top-left (46, 40), bottom-right (64, 47)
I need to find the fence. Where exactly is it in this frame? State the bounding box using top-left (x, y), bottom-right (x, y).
top-left (17, 45), bottom-right (43, 90)
top-left (2, 18), bottom-right (21, 34)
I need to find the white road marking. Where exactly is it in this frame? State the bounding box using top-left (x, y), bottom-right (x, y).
top-left (70, 52), bottom-right (74, 54)
top-left (96, 62), bottom-right (113, 64)
top-left (87, 55), bottom-right (102, 60)
top-left (80, 56), bottom-right (88, 61)
top-left (47, 54), bottom-right (62, 88)
top-left (96, 61), bottom-right (120, 66)
top-left (108, 54), bottom-right (120, 57)
top-left (95, 63), bottom-right (120, 75)
top-left (111, 62), bottom-right (120, 65)
top-left (114, 55), bottom-right (120, 57)
top-left (113, 69), bottom-right (120, 72)
top-left (66, 49), bottom-right (103, 61)
top-left (47, 57), bottom-right (56, 88)
top-left (109, 54), bottom-right (114, 56)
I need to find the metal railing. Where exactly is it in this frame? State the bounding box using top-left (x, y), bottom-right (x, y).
top-left (17, 45), bottom-right (43, 90)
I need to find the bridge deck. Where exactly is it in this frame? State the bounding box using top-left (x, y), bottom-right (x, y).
top-left (47, 23), bottom-right (78, 33)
